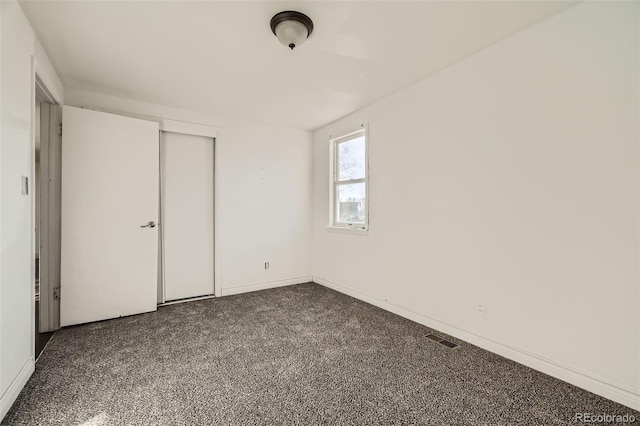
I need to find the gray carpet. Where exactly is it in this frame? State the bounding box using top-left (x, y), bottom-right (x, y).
top-left (3, 283), bottom-right (638, 425)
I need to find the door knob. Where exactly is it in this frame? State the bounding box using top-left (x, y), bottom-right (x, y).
top-left (140, 221), bottom-right (156, 228)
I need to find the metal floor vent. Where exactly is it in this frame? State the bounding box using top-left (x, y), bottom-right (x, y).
top-left (425, 333), bottom-right (442, 342)
top-left (425, 333), bottom-right (459, 349)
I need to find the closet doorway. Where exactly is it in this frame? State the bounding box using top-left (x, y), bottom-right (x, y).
top-left (159, 131), bottom-right (215, 303)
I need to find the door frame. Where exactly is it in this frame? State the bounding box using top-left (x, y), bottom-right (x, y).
top-left (36, 88), bottom-right (62, 334)
top-left (32, 66), bottom-right (63, 352)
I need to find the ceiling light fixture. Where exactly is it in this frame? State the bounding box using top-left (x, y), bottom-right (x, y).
top-left (270, 11), bottom-right (313, 50)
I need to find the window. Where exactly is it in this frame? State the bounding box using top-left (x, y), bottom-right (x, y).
top-left (330, 128), bottom-right (367, 230)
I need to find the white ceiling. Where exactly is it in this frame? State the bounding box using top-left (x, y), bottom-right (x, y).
top-left (20, 1), bottom-right (574, 131)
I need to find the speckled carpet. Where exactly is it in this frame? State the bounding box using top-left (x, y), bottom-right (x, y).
top-left (3, 283), bottom-right (637, 425)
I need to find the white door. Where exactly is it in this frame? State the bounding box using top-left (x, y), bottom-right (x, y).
top-left (161, 131), bottom-right (214, 302)
top-left (60, 106), bottom-right (159, 326)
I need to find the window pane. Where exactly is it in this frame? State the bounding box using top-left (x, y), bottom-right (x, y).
top-left (336, 182), bottom-right (366, 224)
top-left (338, 136), bottom-right (365, 181)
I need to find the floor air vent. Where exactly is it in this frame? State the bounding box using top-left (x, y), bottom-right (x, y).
top-left (425, 333), bottom-right (442, 342)
top-left (439, 340), bottom-right (458, 349)
top-left (425, 333), bottom-right (459, 349)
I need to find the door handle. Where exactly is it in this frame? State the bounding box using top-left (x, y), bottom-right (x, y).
top-left (140, 221), bottom-right (156, 228)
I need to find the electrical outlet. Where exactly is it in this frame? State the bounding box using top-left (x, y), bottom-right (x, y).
top-left (477, 302), bottom-right (486, 316)
top-left (264, 262), bottom-right (270, 270)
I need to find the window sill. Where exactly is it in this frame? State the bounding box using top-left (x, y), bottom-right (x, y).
top-left (326, 226), bottom-right (369, 236)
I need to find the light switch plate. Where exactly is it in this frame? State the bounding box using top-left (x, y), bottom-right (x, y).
top-left (21, 176), bottom-right (29, 195)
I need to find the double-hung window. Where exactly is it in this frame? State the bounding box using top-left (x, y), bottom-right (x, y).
top-left (330, 128), bottom-right (367, 230)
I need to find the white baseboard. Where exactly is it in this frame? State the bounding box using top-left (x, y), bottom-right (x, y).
top-left (0, 357), bottom-right (34, 422)
top-left (313, 276), bottom-right (640, 411)
top-left (222, 276), bottom-right (312, 297)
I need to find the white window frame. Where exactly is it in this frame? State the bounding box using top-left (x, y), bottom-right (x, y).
top-left (329, 126), bottom-right (368, 232)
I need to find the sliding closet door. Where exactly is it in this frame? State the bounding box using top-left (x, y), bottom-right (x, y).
top-left (161, 132), bottom-right (214, 301)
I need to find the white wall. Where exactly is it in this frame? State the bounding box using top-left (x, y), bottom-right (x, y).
top-left (0, 0), bottom-right (63, 420)
top-left (312, 2), bottom-right (640, 410)
top-left (64, 88), bottom-right (313, 296)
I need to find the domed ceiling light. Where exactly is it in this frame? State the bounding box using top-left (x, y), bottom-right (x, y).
top-left (270, 11), bottom-right (314, 50)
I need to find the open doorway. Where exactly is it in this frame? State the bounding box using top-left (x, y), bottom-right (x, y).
top-left (34, 76), bottom-right (62, 358)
